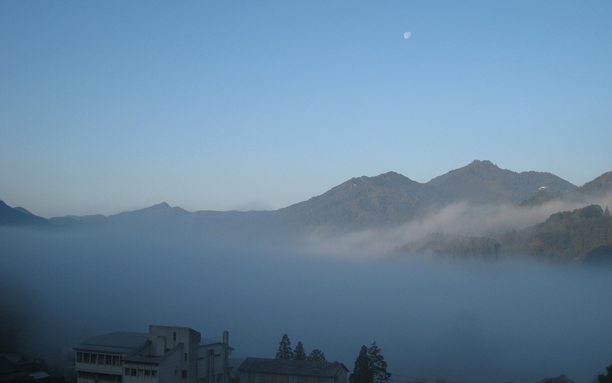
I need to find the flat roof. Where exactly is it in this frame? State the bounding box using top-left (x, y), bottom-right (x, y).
top-left (75, 332), bottom-right (148, 354)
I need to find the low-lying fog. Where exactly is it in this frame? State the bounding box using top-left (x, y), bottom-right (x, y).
top-left (2, 198), bottom-right (611, 383)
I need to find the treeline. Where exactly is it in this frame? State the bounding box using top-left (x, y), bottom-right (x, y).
top-left (275, 334), bottom-right (326, 362)
top-left (399, 205), bottom-right (612, 263)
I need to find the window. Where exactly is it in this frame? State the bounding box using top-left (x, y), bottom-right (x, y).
top-left (113, 356), bottom-right (120, 366)
top-left (271, 375), bottom-right (289, 383)
top-left (145, 370), bottom-right (151, 377)
top-left (91, 354), bottom-right (97, 364)
top-left (182, 370), bottom-right (187, 379)
top-left (84, 353), bottom-right (90, 364)
top-left (138, 369), bottom-right (144, 377)
top-left (106, 355), bottom-right (112, 365)
top-left (125, 368), bottom-right (130, 375)
top-left (131, 369), bottom-right (137, 377)
top-left (152, 371), bottom-right (157, 378)
top-left (173, 332), bottom-right (177, 341)
top-left (99, 354), bottom-right (105, 365)
top-left (77, 352), bottom-right (83, 363)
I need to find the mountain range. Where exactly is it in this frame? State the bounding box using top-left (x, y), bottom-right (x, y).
top-left (2, 160), bottom-right (611, 235)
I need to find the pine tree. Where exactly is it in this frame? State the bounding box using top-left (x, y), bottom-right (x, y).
top-left (276, 334), bottom-right (294, 360)
top-left (349, 343), bottom-right (391, 383)
top-left (294, 341), bottom-right (306, 360)
top-left (598, 365), bottom-right (612, 383)
top-left (349, 346), bottom-right (373, 383)
top-left (604, 206), bottom-right (610, 218)
top-left (307, 349), bottom-right (326, 362)
top-left (367, 343), bottom-right (391, 383)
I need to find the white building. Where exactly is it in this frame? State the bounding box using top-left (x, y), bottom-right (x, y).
top-left (74, 326), bottom-right (232, 383)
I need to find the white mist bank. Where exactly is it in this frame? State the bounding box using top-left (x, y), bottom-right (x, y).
top-left (303, 193), bottom-right (612, 258)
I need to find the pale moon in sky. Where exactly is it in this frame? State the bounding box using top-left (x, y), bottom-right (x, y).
top-left (404, 31), bottom-right (411, 39)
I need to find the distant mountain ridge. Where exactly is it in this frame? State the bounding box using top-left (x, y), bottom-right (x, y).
top-left (0, 200), bottom-right (49, 226)
top-left (2, 160), bottom-right (606, 233)
top-left (277, 160), bottom-right (577, 229)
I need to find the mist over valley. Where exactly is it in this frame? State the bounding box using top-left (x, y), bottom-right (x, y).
top-left (2, 161), bottom-right (612, 383)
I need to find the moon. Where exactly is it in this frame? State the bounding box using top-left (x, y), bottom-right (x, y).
top-left (404, 31), bottom-right (411, 39)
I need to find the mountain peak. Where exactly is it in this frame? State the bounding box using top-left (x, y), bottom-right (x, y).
top-left (466, 159), bottom-right (499, 170)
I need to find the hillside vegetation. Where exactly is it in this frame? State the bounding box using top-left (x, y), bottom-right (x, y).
top-left (400, 205), bottom-right (612, 264)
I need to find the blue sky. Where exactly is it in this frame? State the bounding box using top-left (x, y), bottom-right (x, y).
top-left (1, 1), bottom-right (611, 218)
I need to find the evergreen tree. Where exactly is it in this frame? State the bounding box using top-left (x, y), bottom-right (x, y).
top-left (307, 349), bottom-right (326, 362)
top-left (604, 206), bottom-right (610, 219)
top-left (276, 334), bottom-right (294, 360)
top-left (349, 343), bottom-right (391, 383)
top-left (349, 346), bottom-right (373, 383)
top-left (294, 341), bottom-right (307, 360)
top-left (598, 365), bottom-right (612, 383)
top-left (368, 342), bottom-right (391, 383)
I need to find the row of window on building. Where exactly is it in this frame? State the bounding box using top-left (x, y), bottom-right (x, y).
top-left (77, 371), bottom-right (122, 382)
top-left (124, 367), bottom-right (159, 378)
top-left (77, 352), bottom-right (122, 366)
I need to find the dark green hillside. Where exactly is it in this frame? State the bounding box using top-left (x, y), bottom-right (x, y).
top-left (277, 172), bottom-right (430, 230)
top-left (499, 204), bottom-right (612, 262)
top-left (399, 205), bottom-right (612, 263)
top-left (426, 160), bottom-right (576, 204)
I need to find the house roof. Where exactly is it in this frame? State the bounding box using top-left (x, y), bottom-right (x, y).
top-left (238, 358), bottom-right (348, 378)
top-left (75, 331), bottom-right (149, 354)
top-left (0, 356), bottom-right (22, 375)
top-left (200, 339), bottom-right (235, 352)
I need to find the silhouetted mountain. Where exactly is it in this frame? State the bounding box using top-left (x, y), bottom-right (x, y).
top-left (11, 160), bottom-right (607, 234)
top-left (13, 207), bottom-right (34, 215)
top-left (0, 200), bottom-right (49, 226)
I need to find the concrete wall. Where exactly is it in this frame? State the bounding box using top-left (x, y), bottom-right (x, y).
top-left (157, 347), bottom-right (183, 383)
top-left (197, 343), bottom-right (228, 383)
top-left (148, 325), bottom-right (201, 383)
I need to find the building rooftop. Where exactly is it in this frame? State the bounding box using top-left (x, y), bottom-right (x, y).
top-left (238, 358), bottom-right (348, 378)
top-left (75, 331), bottom-right (149, 354)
